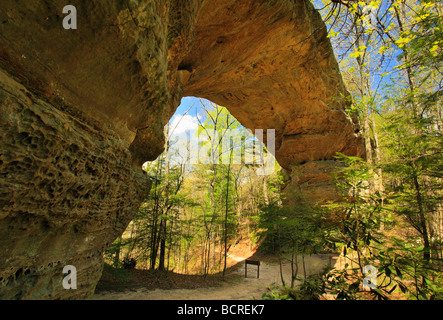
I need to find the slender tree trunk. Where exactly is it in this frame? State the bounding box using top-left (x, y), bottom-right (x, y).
top-left (291, 245), bottom-right (299, 289)
top-left (158, 218), bottom-right (167, 270)
top-left (126, 222), bottom-right (137, 260)
top-left (394, 1), bottom-right (432, 261)
top-left (158, 123), bottom-right (170, 271)
top-left (114, 237), bottom-right (121, 266)
top-left (261, 155), bottom-right (270, 205)
top-left (150, 164), bottom-right (162, 270)
top-left (223, 152), bottom-right (232, 276)
top-left (371, 117), bottom-right (384, 193)
top-left (167, 217), bottom-right (174, 271)
top-left (352, 19), bottom-right (377, 194)
top-left (413, 173), bottom-right (431, 261)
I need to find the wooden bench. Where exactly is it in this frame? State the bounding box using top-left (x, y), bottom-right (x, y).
top-left (245, 259), bottom-right (260, 278)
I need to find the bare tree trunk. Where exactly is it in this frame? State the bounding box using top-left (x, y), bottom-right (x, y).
top-left (114, 237), bottom-right (121, 266)
top-left (413, 173), bottom-right (431, 261)
top-left (167, 217), bottom-right (174, 271)
top-left (150, 161), bottom-right (163, 270)
top-left (158, 123), bottom-right (170, 271)
top-left (291, 246), bottom-right (299, 289)
top-left (158, 218), bottom-right (167, 271)
top-left (223, 150), bottom-right (232, 276)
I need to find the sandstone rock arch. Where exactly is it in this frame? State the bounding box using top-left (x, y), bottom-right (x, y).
top-left (0, 0), bottom-right (364, 299)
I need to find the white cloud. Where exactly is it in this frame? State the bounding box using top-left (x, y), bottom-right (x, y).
top-left (169, 114), bottom-right (198, 137)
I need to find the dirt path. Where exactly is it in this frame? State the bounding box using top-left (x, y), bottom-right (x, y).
top-left (90, 254), bottom-right (336, 300)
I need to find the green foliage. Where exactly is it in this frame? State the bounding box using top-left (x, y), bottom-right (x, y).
top-left (322, 153), bottom-right (443, 300)
top-left (106, 1), bottom-right (443, 296)
top-left (262, 283), bottom-right (296, 300)
top-left (103, 237), bottom-right (124, 268)
top-left (262, 271), bottom-right (328, 300)
top-left (257, 198), bottom-right (323, 256)
top-left (312, 0), bottom-right (443, 300)
top-left (296, 271), bottom-right (329, 300)
top-left (322, 154), bottom-right (387, 299)
top-left (105, 102), bottom-right (284, 275)
top-left (324, 153), bottom-right (386, 249)
top-left (376, 237), bottom-right (443, 300)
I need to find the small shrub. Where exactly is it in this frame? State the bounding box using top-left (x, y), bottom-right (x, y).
top-left (122, 257), bottom-right (137, 269)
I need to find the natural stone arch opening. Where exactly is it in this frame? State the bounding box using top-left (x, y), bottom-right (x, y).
top-left (118, 97), bottom-right (280, 272)
top-left (0, 0), bottom-right (364, 299)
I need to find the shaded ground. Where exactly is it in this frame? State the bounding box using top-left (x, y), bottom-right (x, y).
top-left (91, 251), bottom-right (337, 300)
top-left (94, 238), bottom-right (258, 294)
top-left (94, 263), bottom-right (242, 293)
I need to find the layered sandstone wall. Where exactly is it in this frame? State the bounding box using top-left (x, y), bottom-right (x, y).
top-left (0, 69), bottom-right (151, 299)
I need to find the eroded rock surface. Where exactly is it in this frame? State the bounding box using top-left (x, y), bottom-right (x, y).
top-left (0, 69), bottom-right (150, 299)
top-left (0, 0), bottom-right (364, 299)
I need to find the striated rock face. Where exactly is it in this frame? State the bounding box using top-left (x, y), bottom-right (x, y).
top-left (0, 0), bottom-right (364, 299)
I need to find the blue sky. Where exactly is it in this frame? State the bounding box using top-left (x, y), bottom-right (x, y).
top-left (168, 97), bottom-right (201, 138)
top-left (173, 96), bottom-right (201, 117)
top-left (166, 96), bottom-right (274, 170)
top-left (169, 96), bottom-right (235, 138)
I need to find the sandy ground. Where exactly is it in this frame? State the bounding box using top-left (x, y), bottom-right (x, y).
top-left (90, 253), bottom-right (338, 300)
